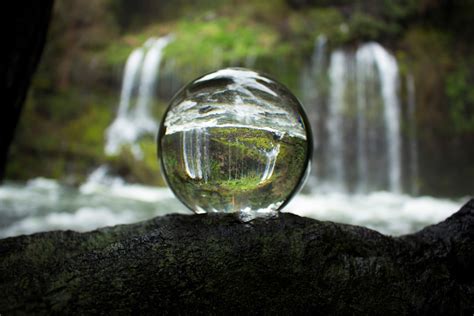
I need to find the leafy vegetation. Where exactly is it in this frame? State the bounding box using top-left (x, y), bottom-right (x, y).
top-left (5, 0), bottom-right (474, 196)
top-left (446, 63), bottom-right (474, 133)
top-left (164, 17), bottom-right (280, 81)
top-left (161, 127), bottom-right (308, 212)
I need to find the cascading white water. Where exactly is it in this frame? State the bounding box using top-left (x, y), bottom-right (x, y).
top-left (0, 26), bottom-right (463, 243)
top-left (367, 43), bottom-right (402, 193)
top-left (355, 46), bottom-right (373, 193)
top-left (407, 74), bottom-right (419, 195)
top-left (182, 128), bottom-right (211, 181)
top-left (311, 36), bottom-right (327, 76)
top-left (116, 49), bottom-right (145, 117)
top-left (304, 41), bottom-right (405, 193)
top-left (326, 50), bottom-right (348, 191)
top-left (301, 35), bottom-right (327, 162)
top-left (182, 130), bottom-right (195, 179)
top-left (261, 144), bottom-right (280, 182)
top-left (105, 36), bottom-right (405, 195)
top-left (105, 35), bottom-right (173, 158)
top-left (0, 37), bottom-right (462, 238)
top-left (354, 42), bottom-right (402, 193)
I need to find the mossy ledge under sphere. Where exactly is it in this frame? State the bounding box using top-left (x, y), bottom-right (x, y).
top-left (158, 68), bottom-right (312, 219)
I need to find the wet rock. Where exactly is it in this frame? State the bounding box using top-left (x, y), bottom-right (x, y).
top-left (0, 199), bottom-right (473, 314)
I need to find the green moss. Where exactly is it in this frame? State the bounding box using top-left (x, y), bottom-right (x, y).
top-left (215, 176), bottom-right (262, 192)
top-left (348, 11), bottom-right (397, 41)
top-left (446, 63), bottom-right (474, 133)
top-left (161, 126), bottom-right (308, 212)
top-left (102, 40), bottom-right (137, 67)
top-left (105, 137), bottom-right (165, 186)
top-left (400, 28), bottom-right (454, 135)
top-left (8, 0), bottom-right (473, 195)
top-left (164, 17), bottom-right (280, 81)
top-left (6, 90), bottom-right (116, 183)
top-left (288, 8), bottom-right (348, 47)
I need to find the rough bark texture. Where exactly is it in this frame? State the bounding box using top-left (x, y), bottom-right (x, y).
top-left (0, 199), bottom-right (473, 315)
top-left (0, 1), bottom-right (54, 181)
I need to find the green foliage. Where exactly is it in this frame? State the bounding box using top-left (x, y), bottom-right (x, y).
top-left (160, 127), bottom-right (308, 212)
top-left (164, 17), bottom-right (280, 81)
top-left (8, 0), bottom-right (474, 195)
top-left (6, 90), bottom-right (116, 183)
top-left (106, 137), bottom-right (165, 186)
top-left (215, 176), bottom-right (262, 192)
top-left (102, 40), bottom-right (137, 67)
top-left (402, 27), bottom-right (474, 135)
top-left (400, 28), bottom-right (453, 135)
top-left (380, 0), bottom-right (418, 20)
top-left (288, 8), bottom-right (348, 47)
top-left (348, 11), bottom-right (398, 41)
top-left (446, 64), bottom-right (474, 133)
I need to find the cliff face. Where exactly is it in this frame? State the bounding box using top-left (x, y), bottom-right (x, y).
top-left (1, 199), bottom-right (473, 314)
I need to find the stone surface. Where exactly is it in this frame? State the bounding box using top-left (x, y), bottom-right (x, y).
top-left (0, 199), bottom-right (473, 314)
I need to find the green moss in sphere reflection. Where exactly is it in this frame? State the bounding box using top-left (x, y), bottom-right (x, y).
top-left (158, 68), bottom-right (312, 217)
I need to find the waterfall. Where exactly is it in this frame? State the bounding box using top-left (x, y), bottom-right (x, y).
top-left (303, 40), bottom-right (405, 193)
top-left (105, 35), bottom-right (173, 158)
top-left (326, 50), bottom-right (348, 191)
top-left (260, 144), bottom-right (281, 182)
top-left (368, 43), bottom-right (402, 193)
top-left (182, 130), bottom-right (196, 179)
top-left (116, 49), bottom-right (144, 118)
top-left (355, 46), bottom-right (372, 193)
top-left (182, 128), bottom-right (210, 182)
top-left (301, 35), bottom-right (327, 185)
top-left (407, 74), bottom-right (419, 195)
top-left (354, 43), bottom-right (402, 193)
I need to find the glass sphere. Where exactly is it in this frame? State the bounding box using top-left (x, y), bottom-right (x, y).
top-left (158, 68), bottom-right (312, 217)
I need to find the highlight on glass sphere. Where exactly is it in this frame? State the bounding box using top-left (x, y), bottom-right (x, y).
top-left (158, 67), bottom-right (312, 218)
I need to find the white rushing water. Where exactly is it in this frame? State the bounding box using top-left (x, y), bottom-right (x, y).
top-left (304, 41), bottom-right (406, 193)
top-left (0, 176), bottom-right (467, 238)
top-left (300, 35), bottom-right (327, 189)
top-left (367, 43), bottom-right (402, 193)
top-left (326, 50), bottom-right (348, 191)
top-left (354, 43), bottom-right (402, 193)
top-left (0, 39), bottom-right (462, 239)
top-left (105, 35), bottom-right (173, 158)
top-left (407, 74), bottom-right (419, 195)
top-left (182, 128), bottom-right (211, 181)
top-left (0, 174), bottom-right (188, 239)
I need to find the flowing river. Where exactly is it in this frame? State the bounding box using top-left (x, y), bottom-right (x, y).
top-left (1, 38), bottom-right (468, 239)
top-left (0, 172), bottom-right (467, 238)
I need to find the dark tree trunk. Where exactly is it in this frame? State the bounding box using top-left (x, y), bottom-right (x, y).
top-left (0, 1), bottom-right (54, 181)
top-left (0, 199), bottom-right (473, 315)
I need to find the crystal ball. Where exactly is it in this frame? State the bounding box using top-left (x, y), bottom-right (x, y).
top-left (158, 68), bottom-right (312, 216)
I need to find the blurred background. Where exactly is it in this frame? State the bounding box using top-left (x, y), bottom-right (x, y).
top-left (1, 0), bottom-right (472, 237)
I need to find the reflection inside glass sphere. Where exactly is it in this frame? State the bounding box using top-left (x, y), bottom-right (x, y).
top-left (158, 68), bottom-right (311, 218)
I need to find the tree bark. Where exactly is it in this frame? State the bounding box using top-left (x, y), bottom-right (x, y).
top-left (0, 199), bottom-right (473, 315)
top-left (0, 1), bottom-right (54, 181)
